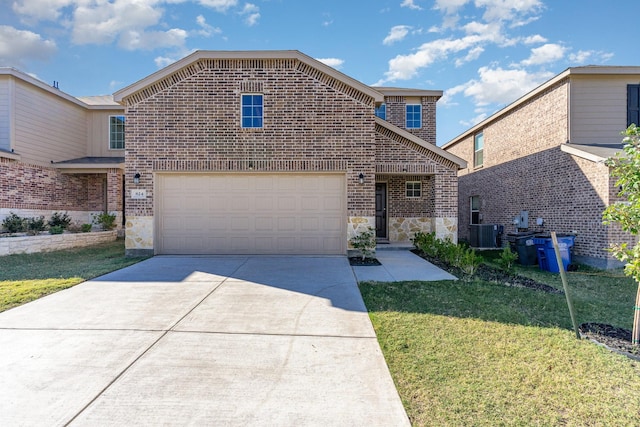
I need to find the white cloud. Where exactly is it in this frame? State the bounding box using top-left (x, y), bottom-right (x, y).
top-left (455, 46), bottom-right (484, 66)
top-left (433, 0), bottom-right (469, 14)
top-left (463, 66), bottom-right (553, 106)
top-left (569, 50), bottom-right (614, 65)
top-left (12, 0), bottom-right (74, 22)
top-left (475, 0), bottom-right (543, 22)
top-left (520, 43), bottom-right (566, 66)
top-left (239, 3), bottom-right (260, 26)
top-left (522, 34), bottom-right (547, 44)
top-left (154, 55), bottom-right (176, 68)
top-left (401, 0), bottom-right (422, 10)
top-left (0, 25), bottom-right (57, 67)
top-left (316, 58), bottom-right (344, 69)
top-left (198, 0), bottom-right (238, 12)
top-left (119, 28), bottom-right (188, 50)
top-left (383, 25), bottom-right (411, 46)
top-left (71, 0), bottom-right (163, 45)
top-left (195, 14), bottom-right (222, 37)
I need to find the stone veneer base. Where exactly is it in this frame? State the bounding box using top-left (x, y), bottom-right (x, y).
top-left (0, 230), bottom-right (118, 256)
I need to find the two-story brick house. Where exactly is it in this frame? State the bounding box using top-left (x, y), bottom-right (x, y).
top-left (114, 50), bottom-right (465, 256)
top-left (0, 68), bottom-right (125, 228)
top-left (443, 66), bottom-right (640, 269)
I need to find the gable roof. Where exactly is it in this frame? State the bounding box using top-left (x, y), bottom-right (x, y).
top-left (442, 66), bottom-right (640, 150)
top-left (375, 117), bottom-right (467, 169)
top-left (114, 50), bottom-right (384, 105)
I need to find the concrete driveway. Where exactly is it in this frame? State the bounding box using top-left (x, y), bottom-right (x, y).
top-left (0, 256), bottom-right (410, 426)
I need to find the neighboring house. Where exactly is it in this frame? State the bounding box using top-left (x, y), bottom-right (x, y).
top-left (443, 66), bottom-right (640, 269)
top-left (113, 50), bottom-right (465, 256)
top-left (0, 68), bottom-right (125, 228)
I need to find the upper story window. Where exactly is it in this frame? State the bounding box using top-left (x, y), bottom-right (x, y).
top-left (474, 132), bottom-right (484, 167)
top-left (406, 181), bottom-right (422, 198)
top-left (241, 94), bottom-right (263, 128)
top-left (375, 104), bottom-right (386, 120)
top-left (627, 84), bottom-right (640, 127)
top-left (406, 104), bottom-right (421, 129)
top-left (109, 115), bottom-right (125, 150)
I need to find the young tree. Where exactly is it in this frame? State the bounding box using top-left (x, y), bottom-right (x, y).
top-left (603, 124), bottom-right (640, 345)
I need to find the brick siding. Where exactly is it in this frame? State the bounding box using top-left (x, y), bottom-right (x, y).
top-left (445, 78), bottom-right (635, 266)
top-left (384, 96), bottom-right (438, 144)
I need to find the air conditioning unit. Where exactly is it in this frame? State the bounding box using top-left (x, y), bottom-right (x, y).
top-left (470, 224), bottom-right (499, 248)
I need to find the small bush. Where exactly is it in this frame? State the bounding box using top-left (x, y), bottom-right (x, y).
top-left (92, 212), bottom-right (117, 230)
top-left (81, 223), bottom-right (92, 233)
top-left (48, 212), bottom-right (72, 229)
top-left (350, 227), bottom-right (377, 260)
top-left (2, 212), bottom-right (26, 233)
top-left (49, 225), bottom-right (64, 235)
top-left (497, 246), bottom-right (519, 272)
top-left (413, 231), bottom-right (482, 278)
top-left (458, 247), bottom-right (482, 276)
top-left (25, 216), bottom-right (46, 235)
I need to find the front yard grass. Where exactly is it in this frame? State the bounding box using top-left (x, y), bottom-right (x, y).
top-left (0, 240), bottom-right (148, 312)
top-left (360, 263), bottom-right (640, 426)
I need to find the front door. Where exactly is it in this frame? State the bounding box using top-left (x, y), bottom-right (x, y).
top-left (375, 183), bottom-right (387, 239)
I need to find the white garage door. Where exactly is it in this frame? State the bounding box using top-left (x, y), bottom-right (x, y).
top-left (156, 173), bottom-right (346, 255)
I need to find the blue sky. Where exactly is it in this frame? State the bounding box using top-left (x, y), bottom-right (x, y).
top-left (2, 0), bottom-right (639, 145)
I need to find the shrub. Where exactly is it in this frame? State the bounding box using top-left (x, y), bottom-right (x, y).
top-left (2, 212), bottom-right (26, 233)
top-left (497, 246), bottom-right (519, 272)
top-left (92, 212), bottom-right (117, 230)
top-left (49, 225), bottom-right (64, 235)
top-left (458, 247), bottom-right (482, 276)
top-left (81, 223), bottom-right (92, 233)
top-left (25, 216), bottom-right (46, 235)
top-left (350, 227), bottom-right (377, 260)
top-left (48, 212), bottom-right (72, 230)
top-left (413, 231), bottom-right (482, 278)
top-left (412, 232), bottom-right (439, 258)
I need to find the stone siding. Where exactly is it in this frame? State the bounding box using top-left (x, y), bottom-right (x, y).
top-left (0, 230), bottom-right (117, 256)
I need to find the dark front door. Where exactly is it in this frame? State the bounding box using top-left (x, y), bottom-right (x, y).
top-left (375, 183), bottom-right (387, 239)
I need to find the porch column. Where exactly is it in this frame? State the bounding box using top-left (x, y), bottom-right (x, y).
top-left (106, 168), bottom-right (123, 228)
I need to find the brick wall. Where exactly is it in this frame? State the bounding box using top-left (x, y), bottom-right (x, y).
top-left (0, 157), bottom-right (89, 211)
top-left (384, 96), bottom-right (438, 144)
top-left (445, 78), bottom-right (633, 266)
top-left (123, 59), bottom-right (377, 219)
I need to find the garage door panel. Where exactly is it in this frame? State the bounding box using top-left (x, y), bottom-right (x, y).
top-left (157, 174), bottom-right (346, 255)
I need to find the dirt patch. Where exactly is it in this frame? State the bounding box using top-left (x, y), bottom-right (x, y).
top-left (580, 323), bottom-right (640, 358)
top-left (348, 257), bottom-right (382, 266)
top-left (411, 249), bottom-right (561, 294)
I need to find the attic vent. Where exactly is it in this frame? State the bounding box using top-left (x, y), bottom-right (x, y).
top-left (241, 81), bottom-right (263, 92)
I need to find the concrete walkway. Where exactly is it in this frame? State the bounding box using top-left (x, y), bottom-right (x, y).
top-left (0, 256), bottom-right (410, 426)
top-left (352, 249), bottom-right (458, 282)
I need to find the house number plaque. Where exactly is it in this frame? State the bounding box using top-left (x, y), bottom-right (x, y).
top-left (131, 189), bottom-right (147, 199)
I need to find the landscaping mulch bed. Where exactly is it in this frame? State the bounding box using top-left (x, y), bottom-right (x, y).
top-left (580, 322), bottom-right (640, 359)
top-left (411, 249), bottom-right (562, 294)
top-left (348, 257), bottom-right (382, 266)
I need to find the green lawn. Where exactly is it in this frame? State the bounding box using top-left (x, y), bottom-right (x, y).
top-left (0, 240), bottom-right (148, 312)
top-left (360, 261), bottom-right (640, 426)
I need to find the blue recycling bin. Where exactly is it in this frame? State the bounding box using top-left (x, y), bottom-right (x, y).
top-left (533, 235), bottom-right (575, 273)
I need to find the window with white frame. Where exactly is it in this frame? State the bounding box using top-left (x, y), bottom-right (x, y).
top-left (375, 103), bottom-right (386, 120)
top-left (109, 115), bottom-right (125, 150)
top-left (470, 195), bottom-right (480, 224)
top-left (474, 132), bottom-right (484, 167)
top-left (241, 94), bottom-right (263, 128)
top-left (406, 104), bottom-right (421, 128)
top-left (406, 181), bottom-right (422, 198)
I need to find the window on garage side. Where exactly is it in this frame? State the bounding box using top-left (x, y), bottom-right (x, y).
top-left (470, 195), bottom-right (480, 224)
top-left (474, 132), bottom-right (484, 168)
top-left (406, 181), bottom-right (422, 198)
top-left (627, 84), bottom-right (640, 127)
top-left (109, 115), bottom-right (125, 150)
top-left (406, 104), bottom-right (422, 128)
top-left (241, 94), bottom-right (263, 128)
top-left (375, 103), bottom-right (386, 120)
